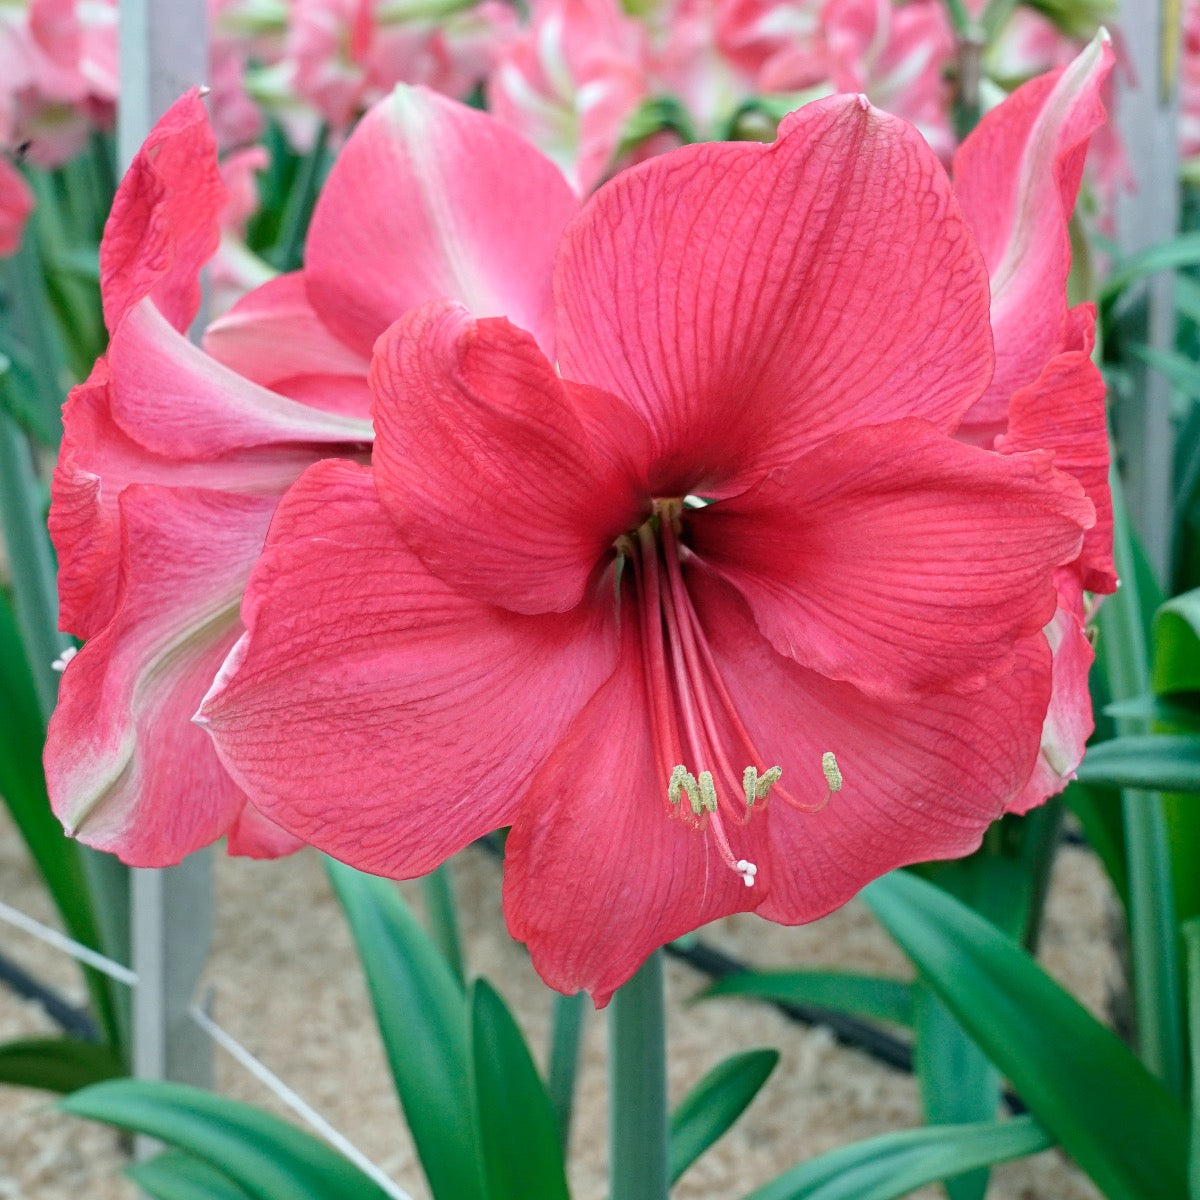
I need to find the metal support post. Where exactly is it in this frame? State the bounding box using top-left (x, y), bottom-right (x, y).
top-left (1114, 0), bottom-right (1182, 584)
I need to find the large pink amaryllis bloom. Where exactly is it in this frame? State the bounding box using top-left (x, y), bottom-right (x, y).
top-left (201, 84), bottom-right (1102, 1002)
top-left (46, 85), bottom-right (576, 865)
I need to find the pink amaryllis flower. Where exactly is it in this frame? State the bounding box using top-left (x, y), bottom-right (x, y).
top-left (201, 85), bottom-right (1101, 1002)
top-left (46, 85), bottom-right (577, 865)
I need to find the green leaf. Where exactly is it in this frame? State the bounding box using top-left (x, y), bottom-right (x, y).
top-left (863, 871), bottom-right (1190, 1200)
top-left (911, 988), bottom-right (998, 1200)
top-left (1076, 734), bottom-right (1200, 793)
top-left (0, 585), bottom-right (123, 1051)
top-left (1125, 343), bottom-right (1200, 398)
top-left (61, 1080), bottom-right (392, 1200)
top-left (743, 1115), bottom-right (1052, 1200)
top-left (696, 971), bottom-right (913, 1026)
top-left (470, 979), bottom-right (570, 1200)
top-left (325, 859), bottom-right (487, 1200)
top-left (669, 1048), bottom-right (778, 1185)
top-left (0, 1037), bottom-right (123, 1093)
top-left (1100, 231), bottom-right (1200, 303)
top-left (1154, 590), bottom-right (1200, 695)
top-left (127, 1151), bottom-right (253, 1200)
top-left (1182, 919), bottom-right (1200, 1200)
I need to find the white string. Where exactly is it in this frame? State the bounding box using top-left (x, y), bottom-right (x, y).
top-left (189, 1003), bottom-right (415, 1200)
top-left (0, 898), bottom-right (137, 985)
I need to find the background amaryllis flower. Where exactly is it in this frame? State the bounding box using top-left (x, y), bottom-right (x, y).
top-left (201, 87), bottom-right (1102, 1003)
top-left (45, 84), bottom-right (577, 866)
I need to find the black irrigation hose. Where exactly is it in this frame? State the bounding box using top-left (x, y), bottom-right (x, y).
top-left (663, 938), bottom-right (914, 1072)
top-left (0, 945), bottom-right (98, 1043)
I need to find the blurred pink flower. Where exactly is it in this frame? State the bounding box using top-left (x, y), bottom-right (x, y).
top-left (488, 0), bottom-right (648, 192)
top-left (0, 154), bottom-right (33, 255)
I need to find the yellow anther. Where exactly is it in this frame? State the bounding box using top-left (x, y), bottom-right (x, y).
top-left (668, 765), bottom-right (704, 815)
top-left (743, 765), bottom-right (783, 808)
top-left (698, 771), bottom-right (719, 814)
top-left (821, 751), bottom-right (843, 793)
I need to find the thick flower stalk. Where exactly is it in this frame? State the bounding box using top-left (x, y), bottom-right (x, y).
top-left (200, 42), bottom-right (1114, 1003)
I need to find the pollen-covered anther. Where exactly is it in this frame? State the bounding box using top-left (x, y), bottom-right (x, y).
top-left (668, 765), bottom-right (703, 815)
top-left (822, 751), bottom-right (843, 793)
top-left (743, 764), bottom-right (782, 808)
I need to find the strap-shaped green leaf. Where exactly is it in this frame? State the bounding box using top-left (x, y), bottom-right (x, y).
top-left (670, 1048), bottom-right (778, 1185)
top-left (0, 1036), bottom-right (122, 1093)
top-left (863, 871), bottom-right (1189, 1200)
top-left (1076, 734), bottom-right (1200, 793)
top-left (61, 1080), bottom-right (392, 1200)
top-left (325, 859), bottom-right (488, 1200)
top-left (743, 1115), bottom-right (1050, 1200)
top-left (470, 978), bottom-right (570, 1200)
top-left (127, 1150), bottom-right (252, 1200)
top-left (697, 971), bottom-right (913, 1025)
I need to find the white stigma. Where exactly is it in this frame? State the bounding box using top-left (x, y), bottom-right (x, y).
top-left (51, 646), bottom-right (78, 673)
top-left (735, 859), bottom-right (758, 887)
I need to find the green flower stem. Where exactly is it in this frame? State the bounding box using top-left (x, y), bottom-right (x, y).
top-left (609, 950), bottom-right (668, 1200)
top-left (548, 989), bottom-right (588, 1149)
top-left (1099, 462), bottom-right (1185, 1100)
top-left (941, 0), bottom-right (971, 33)
top-left (418, 863), bottom-right (464, 985)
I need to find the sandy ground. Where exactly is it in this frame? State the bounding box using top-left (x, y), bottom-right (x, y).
top-left (0, 804), bottom-right (1116, 1200)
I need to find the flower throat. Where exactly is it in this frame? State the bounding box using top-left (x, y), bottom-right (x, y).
top-left (618, 499), bottom-right (841, 889)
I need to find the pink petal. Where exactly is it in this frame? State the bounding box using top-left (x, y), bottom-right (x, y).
top-left (503, 625), bottom-right (764, 1005)
top-left (225, 801), bottom-right (306, 858)
top-left (108, 300), bottom-right (372, 456)
top-left (304, 85), bottom-right (578, 358)
top-left (199, 459), bottom-right (621, 876)
top-left (0, 156), bottom-right (34, 256)
top-left (45, 487), bottom-right (278, 866)
top-left (555, 93), bottom-right (994, 493)
top-left (51, 353), bottom-right (347, 641)
top-left (690, 419), bottom-right (1093, 699)
top-left (995, 326), bottom-right (1116, 595)
top-left (203, 272), bottom-right (373, 418)
top-left (953, 33), bottom-right (1114, 436)
top-left (1007, 571), bottom-right (1095, 815)
top-left (686, 564), bottom-right (1053, 925)
top-left (370, 303), bottom-right (651, 614)
top-left (100, 89), bottom-right (227, 333)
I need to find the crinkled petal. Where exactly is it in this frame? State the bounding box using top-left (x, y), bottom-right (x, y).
top-left (503, 623), bottom-right (765, 1005)
top-left (45, 487), bottom-right (277, 866)
top-left (555, 93), bottom-right (993, 494)
top-left (305, 85), bottom-right (577, 358)
top-left (996, 327), bottom-right (1116, 595)
top-left (203, 271), bottom-right (373, 418)
top-left (199, 460), bottom-right (621, 876)
top-left (51, 359), bottom-right (340, 640)
top-left (1008, 571), bottom-right (1094, 815)
top-left (686, 565), bottom-right (1052, 924)
top-left (100, 89), bottom-right (226, 333)
top-left (690, 419), bottom-right (1093, 699)
top-left (109, 300), bottom-right (372, 456)
top-left (953, 33), bottom-right (1114, 436)
top-left (371, 303), bottom-right (651, 614)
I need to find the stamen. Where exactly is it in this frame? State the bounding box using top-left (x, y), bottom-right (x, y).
top-left (668, 765), bottom-right (704, 816)
top-left (697, 770), bottom-right (718, 814)
top-left (743, 765), bottom-right (782, 808)
top-left (822, 752), bottom-right (843, 793)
